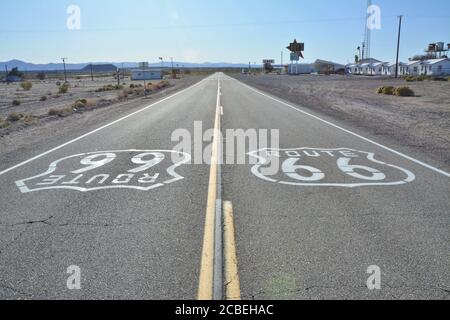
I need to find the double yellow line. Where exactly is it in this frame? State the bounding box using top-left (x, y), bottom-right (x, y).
top-left (197, 74), bottom-right (241, 300)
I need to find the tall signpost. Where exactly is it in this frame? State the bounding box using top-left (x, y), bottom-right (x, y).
top-left (286, 39), bottom-right (305, 75)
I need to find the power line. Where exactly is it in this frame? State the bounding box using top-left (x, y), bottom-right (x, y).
top-left (2, 14), bottom-right (436, 34)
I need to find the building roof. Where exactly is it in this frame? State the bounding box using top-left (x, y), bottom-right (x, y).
top-left (132, 68), bottom-right (163, 72)
top-left (407, 60), bottom-right (421, 66)
top-left (420, 58), bottom-right (449, 65)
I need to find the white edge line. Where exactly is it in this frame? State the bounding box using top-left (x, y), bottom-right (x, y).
top-left (0, 77), bottom-right (209, 177)
top-left (231, 76), bottom-right (450, 178)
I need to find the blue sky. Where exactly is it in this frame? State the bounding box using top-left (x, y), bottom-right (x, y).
top-left (0, 0), bottom-right (449, 64)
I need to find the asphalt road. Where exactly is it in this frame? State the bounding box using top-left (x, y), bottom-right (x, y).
top-left (0, 73), bottom-right (448, 300)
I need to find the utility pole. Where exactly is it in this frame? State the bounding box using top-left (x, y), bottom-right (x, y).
top-left (395, 15), bottom-right (403, 79)
top-left (90, 64), bottom-right (94, 81)
top-left (281, 51), bottom-right (283, 74)
top-left (61, 58), bottom-right (68, 83)
top-left (171, 57), bottom-right (174, 79)
top-left (143, 63), bottom-right (147, 97)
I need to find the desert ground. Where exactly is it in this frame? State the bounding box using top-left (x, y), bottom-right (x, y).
top-left (0, 74), bottom-right (205, 157)
top-left (0, 74), bottom-right (204, 130)
top-left (232, 73), bottom-right (450, 171)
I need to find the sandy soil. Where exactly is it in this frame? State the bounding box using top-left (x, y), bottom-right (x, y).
top-left (232, 74), bottom-right (450, 170)
top-left (0, 75), bottom-right (205, 158)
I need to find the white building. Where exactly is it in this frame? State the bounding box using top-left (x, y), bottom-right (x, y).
top-left (405, 61), bottom-right (421, 76)
top-left (346, 63), bottom-right (359, 75)
top-left (359, 63), bottom-right (373, 75)
top-left (419, 58), bottom-right (450, 76)
top-left (384, 62), bottom-right (407, 76)
top-left (370, 62), bottom-right (388, 75)
top-left (131, 69), bottom-right (163, 80)
top-left (288, 63), bottom-right (316, 74)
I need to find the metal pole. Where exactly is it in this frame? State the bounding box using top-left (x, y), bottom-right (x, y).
top-left (90, 64), bottom-right (94, 81)
top-left (62, 58), bottom-right (68, 83)
top-left (395, 15), bottom-right (403, 79)
top-left (281, 52), bottom-right (283, 74)
top-left (171, 57), bottom-right (174, 79)
top-left (143, 63), bottom-right (147, 97)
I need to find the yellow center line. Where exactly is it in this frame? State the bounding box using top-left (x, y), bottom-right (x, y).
top-left (197, 74), bottom-right (222, 300)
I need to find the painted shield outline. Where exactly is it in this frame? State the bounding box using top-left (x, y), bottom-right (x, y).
top-left (15, 149), bottom-right (191, 193)
top-left (248, 147), bottom-right (416, 188)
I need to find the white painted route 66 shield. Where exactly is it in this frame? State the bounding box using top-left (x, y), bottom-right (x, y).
top-left (248, 148), bottom-right (415, 188)
top-left (15, 150), bottom-right (191, 193)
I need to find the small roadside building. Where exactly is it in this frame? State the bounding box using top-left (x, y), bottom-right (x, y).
top-left (419, 58), bottom-right (450, 76)
top-left (288, 63), bottom-right (316, 75)
top-left (346, 63), bottom-right (359, 75)
top-left (405, 60), bottom-right (421, 76)
top-left (370, 62), bottom-right (387, 75)
top-left (131, 68), bottom-right (163, 80)
top-left (384, 62), bottom-right (407, 76)
top-left (313, 59), bottom-right (345, 74)
top-left (359, 63), bottom-right (373, 75)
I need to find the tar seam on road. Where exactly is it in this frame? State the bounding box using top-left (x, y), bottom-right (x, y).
top-left (0, 77), bottom-right (209, 177)
top-left (198, 74), bottom-right (223, 300)
top-left (230, 75), bottom-right (450, 179)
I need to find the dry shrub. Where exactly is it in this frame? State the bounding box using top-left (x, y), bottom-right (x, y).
top-left (21, 81), bottom-right (33, 91)
top-left (7, 112), bottom-right (24, 122)
top-left (22, 114), bottom-right (35, 125)
top-left (59, 83), bottom-right (70, 94)
top-left (48, 107), bottom-right (73, 117)
top-left (0, 117), bottom-right (11, 128)
top-left (118, 90), bottom-right (129, 100)
top-left (394, 87), bottom-right (415, 97)
top-left (377, 86), bottom-right (395, 95)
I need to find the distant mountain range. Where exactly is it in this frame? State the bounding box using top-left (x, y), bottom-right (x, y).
top-left (0, 59), bottom-right (254, 71)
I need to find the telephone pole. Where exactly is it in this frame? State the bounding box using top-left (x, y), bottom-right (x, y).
top-left (281, 51), bottom-right (283, 73)
top-left (395, 15), bottom-right (403, 79)
top-left (61, 58), bottom-right (68, 83)
top-left (90, 64), bottom-right (94, 81)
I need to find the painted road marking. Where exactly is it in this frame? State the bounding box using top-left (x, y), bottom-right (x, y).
top-left (248, 147), bottom-right (415, 188)
top-left (0, 76), bottom-right (211, 178)
top-left (15, 150), bottom-right (190, 193)
top-left (229, 75), bottom-right (450, 179)
top-left (198, 74), bottom-right (223, 300)
top-left (223, 201), bottom-right (241, 300)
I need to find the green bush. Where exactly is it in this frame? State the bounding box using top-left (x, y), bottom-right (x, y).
top-left (12, 99), bottom-right (21, 106)
top-left (382, 86), bottom-right (395, 95)
top-left (20, 81), bottom-right (33, 91)
top-left (59, 83), bottom-right (70, 94)
top-left (394, 87), bottom-right (415, 97)
top-left (0, 120), bottom-right (11, 129)
top-left (40, 95), bottom-right (47, 102)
